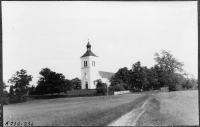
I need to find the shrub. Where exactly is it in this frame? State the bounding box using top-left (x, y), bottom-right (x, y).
top-left (95, 80), bottom-right (108, 95)
top-left (96, 85), bottom-right (107, 95)
top-left (9, 95), bottom-right (27, 103)
top-left (113, 84), bottom-right (125, 91)
top-left (3, 98), bottom-right (9, 105)
top-left (108, 90), bottom-right (114, 95)
top-left (169, 83), bottom-right (182, 91)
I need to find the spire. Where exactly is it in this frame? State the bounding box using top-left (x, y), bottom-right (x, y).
top-left (86, 39), bottom-right (91, 51)
top-left (80, 39), bottom-right (98, 58)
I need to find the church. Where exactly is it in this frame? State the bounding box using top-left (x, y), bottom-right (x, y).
top-left (80, 41), bottom-right (115, 89)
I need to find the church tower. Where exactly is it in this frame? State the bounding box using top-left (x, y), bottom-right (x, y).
top-left (80, 41), bottom-right (99, 89)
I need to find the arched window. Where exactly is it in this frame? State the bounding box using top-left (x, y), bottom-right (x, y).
top-left (94, 61), bottom-right (95, 66)
top-left (86, 61), bottom-right (87, 67)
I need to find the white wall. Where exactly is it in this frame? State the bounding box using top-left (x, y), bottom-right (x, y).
top-left (80, 56), bottom-right (99, 89)
top-left (114, 91), bottom-right (130, 95)
top-left (89, 56), bottom-right (99, 89)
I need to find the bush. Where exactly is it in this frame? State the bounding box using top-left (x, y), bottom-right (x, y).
top-left (113, 84), bottom-right (125, 91)
top-left (95, 80), bottom-right (108, 95)
top-left (96, 85), bottom-right (107, 95)
top-left (3, 95), bottom-right (29, 105)
top-left (169, 83), bottom-right (182, 91)
top-left (108, 90), bottom-right (114, 95)
top-left (3, 98), bottom-right (9, 105)
top-left (9, 95), bottom-right (27, 103)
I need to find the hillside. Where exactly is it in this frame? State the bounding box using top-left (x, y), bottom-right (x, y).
top-left (137, 90), bottom-right (199, 126)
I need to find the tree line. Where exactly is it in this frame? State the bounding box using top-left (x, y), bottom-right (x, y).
top-left (3, 68), bottom-right (82, 101)
top-left (95, 50), bottom-right (198, 94)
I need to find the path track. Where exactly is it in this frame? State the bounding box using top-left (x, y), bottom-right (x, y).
top-left (108, 98), bottom-right (150, 126)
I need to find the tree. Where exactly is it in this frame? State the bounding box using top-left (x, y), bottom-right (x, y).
top-left (2, 81), bottom-right (9, 98)
top-left (36, 68), bottom-right (51, 95)
top-left (131, 61), bottom-right (149, 91)
top-left (182, 73), bottom-right (198, 90)
top-left (110, 75), bottom-right (121, 87)
top-left (8, 69), bottom-right (32, 95)
top-left (28, 85), bottom-right (35, 95)
top-left (71, 78), bottom-right (81, 89)
top-left (35, 80), bottom-right (48, 95)
top-left (94, 79), bottom-right (107, 95)
top-left (63, 79), bottom-right (73, 92)
top-left (154, 50), bottom-right (184, 73)
top-left (115, 67), bottom-right (130, 84)
top-left (154, 50), bottom-right (184, 91)
top-left (110, 67), bottom-right (131, 89)
top-left (3, 81), bottom-right (8, 91)
top-left (47, 72), bottom-right (65, 95)
top-left (9, 85), bottom-right (14, 96)
top-left (183, 78), bottom-right (198, 90)
top-left (113, 83), bottom-right (125, 91)
top-left (37, 68), bottom-right (66, 95)
top-left (154, 64), bottom-right (168, 88)
top-left (146, 66), bottom-right (158, 90)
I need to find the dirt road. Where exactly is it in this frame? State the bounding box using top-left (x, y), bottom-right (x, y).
top-left (108, 90), bottom-right (199, 126)
top-left (108, 96), bottom-right (151, 126)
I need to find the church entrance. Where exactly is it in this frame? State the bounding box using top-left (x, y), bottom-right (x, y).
top-left (85, 81), bottom-right (88, 89)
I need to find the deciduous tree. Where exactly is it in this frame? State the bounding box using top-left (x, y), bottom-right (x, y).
top-left (131, 61), bottom-right (149, 91)
top-left (8, 69), bottom-right (32, 95)
top-left (154, 50), bottom-right (184, 73)
top-left (154, 50), bottom-right (184, 91)
top-left (71, 77), bottom-right (81, 89)
top-left (110, 67), bottom-right (131, 89)
top-left (3, 81), bottom-right (8, 91)
top-left (9, 85), bottom-right (14, 96)
top-left (37, 68), bottom-right (66, 95)
top-left (94, 79), bottom-right (107, 95)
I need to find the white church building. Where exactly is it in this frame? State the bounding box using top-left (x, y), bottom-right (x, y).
top-left (80, 41), bottom-right (115, 89)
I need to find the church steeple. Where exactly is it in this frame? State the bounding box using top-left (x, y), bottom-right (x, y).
top-left (80, 40), bottom-right (99, 90)
top-left (80, 40), bottom-right (98, 58)
top-left (86, 41), bottom-right (91, 51)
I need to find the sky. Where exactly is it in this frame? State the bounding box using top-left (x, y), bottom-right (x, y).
top-left (2, 1), bottom-right (198, 89)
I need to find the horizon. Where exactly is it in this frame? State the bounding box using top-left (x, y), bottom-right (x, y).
top-left (2, 1), bottom-right (198, 90)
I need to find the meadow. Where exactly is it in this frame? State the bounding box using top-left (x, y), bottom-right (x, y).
top-left (137, 90), bottom-right (199, 126)
top-left (4, 93), bottom-right (148, 126)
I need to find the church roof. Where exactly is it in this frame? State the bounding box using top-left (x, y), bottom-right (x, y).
top-left (80, 51), bottom-right (98, 58)
top-left (99, 71), bottom-right (115, 79)
top-left (80, 41), bottom-right (98, 58)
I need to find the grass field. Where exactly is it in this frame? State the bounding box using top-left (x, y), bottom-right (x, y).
top-left (4, 93), bottom-right (148, 126)
top-left (67, 89), bottom-right (96, 95)
top-left (137, 90), bottom-right (199, 126)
